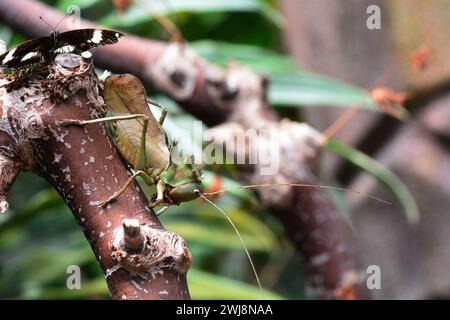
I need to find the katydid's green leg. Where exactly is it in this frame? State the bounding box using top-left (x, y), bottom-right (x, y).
top-left (186, 155), bottom-right (202, 182)
top-left (135, 114), bottom-right (149, 171)
top-left (156, 180), bottom-right (166, 202)
top-left (159, 108), bottom-right (168, 126)
top-left (99, 170), bottom-right (153, 207)
top-left (61, 113), bottom-right (150, 174)
top-left (60, 114), bottom-right (150, 127)
top-left (146, 98), bottom-right (168, 125)
top-left (147, 98), bottom-right (167, 110)
top-left (156, 206), bottom-right (169, 216)
top-left (148, 180), bottom-right (167, 208)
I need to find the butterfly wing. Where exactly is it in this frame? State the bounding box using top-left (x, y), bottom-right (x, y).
top-left (0, 36), bottom-right (52, 69)
top-left (0, 29), bottom-right (123, 70)
top-left (57, 29), bottom-right (123, 52)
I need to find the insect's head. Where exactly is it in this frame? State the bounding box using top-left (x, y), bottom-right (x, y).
top-left (39, 16), bottom-right (60, 41)
top-left (165, 181), bottom-right (204, 205)
top-left (50, 31), bottom-right (59, 45)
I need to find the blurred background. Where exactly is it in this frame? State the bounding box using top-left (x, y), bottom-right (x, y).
top-left (1, 0), bottom-right (449, 299)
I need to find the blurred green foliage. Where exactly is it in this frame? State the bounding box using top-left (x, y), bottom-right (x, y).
top-left (0, 0), bottom-right (417, 299)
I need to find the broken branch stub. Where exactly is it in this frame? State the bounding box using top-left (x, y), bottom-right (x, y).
top-left (113, 220), bottom-right (192, 277)
top-left (0, 53), bottom-right (191, 299)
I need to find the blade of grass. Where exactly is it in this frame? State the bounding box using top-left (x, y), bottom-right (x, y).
top-left (325, 138), bottom-right (419, 224)
top-left (192, 41), bottom-right (390, 112)
top-left (99, 0), bottom-right (283, 28)
top-left (188, 268), bottom-right (283, 299)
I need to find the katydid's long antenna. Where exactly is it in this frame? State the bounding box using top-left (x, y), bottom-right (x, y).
top-left (195, 189), bottom-right (266, 300)
top-left (202, 184), bottom-right (392, 205)
top-left (39, 16), bottom-right (54, 32)
top-left (54, 12), bottom-right (69, 30)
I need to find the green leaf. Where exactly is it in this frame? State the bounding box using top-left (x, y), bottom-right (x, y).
top-left (270, 74), bottom-right (409, 119)
top-left (192, 41), bottom-right (389, 111)
top-left (100, 0), bottom-right (283, 29)
top-left (188, 269), bottom-right (283, 299)
top-left (269, 73), bottom-right (375, 109)
top-left (25, 278), bottom-right (109, 299)
top-left (192, 40), bottom-right (296, 73)
top-left (56, 0), bottom-right (101, 11)
top-left (0, 26), bottom-right (13, 46)
top-left (0, 231), bottom-right (94, 298)
top-left (36, 267), bottom-right (285, 300)
top-left (259, 0), bottom-right (284, 26)
top-left (164, 206), bottom-right (278, 252)
top-left (325, 138), bottom-right (420, 224)
top-left (0, 189), bottom-right (69, 230)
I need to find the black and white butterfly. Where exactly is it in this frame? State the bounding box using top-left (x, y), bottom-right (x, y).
top-left (0, 29), bottom-right (123, 69)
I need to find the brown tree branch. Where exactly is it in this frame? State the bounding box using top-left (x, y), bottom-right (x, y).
top-left (0, 53), bottom-right (191, 299)
top-left (0, 0), bottom-right (370, 299)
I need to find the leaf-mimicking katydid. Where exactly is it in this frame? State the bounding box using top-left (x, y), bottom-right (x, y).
top-left (62, 73), bottom-right (204, 215)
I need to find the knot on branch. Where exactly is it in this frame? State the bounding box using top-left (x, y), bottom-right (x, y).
top-left (111, 219), bottom-right (192, 277)
top-left (146, 43), bottom-right (198, 100)
top-left (204, 63), bottom-right (269, 120)
top-left (204, 63), bottom-right (241, 106)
